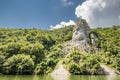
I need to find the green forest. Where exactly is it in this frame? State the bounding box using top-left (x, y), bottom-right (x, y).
top-left (0, 26), bottom-right (120, 75)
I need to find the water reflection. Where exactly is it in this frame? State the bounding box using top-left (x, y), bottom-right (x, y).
top-left (106, 75), bottom-right (118, 80)
top-left (33, 75), bottom-right (39, 80)
top-left (69, 75), bottom-right (120, 80)
top-left (51, 74), bottom-right (70, 80)
top-left (50, 74), bottom-right (119, 80)
top-left (14, 75), bottom-right (18, 80)
top-left (0, 75), bottom-right (120, 80)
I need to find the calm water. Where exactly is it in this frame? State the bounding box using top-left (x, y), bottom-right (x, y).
top-left (0, 75), bottom-right (120, 80)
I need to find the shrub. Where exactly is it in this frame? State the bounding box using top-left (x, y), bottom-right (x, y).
top-left (3, 54), bottom-right (34, 74)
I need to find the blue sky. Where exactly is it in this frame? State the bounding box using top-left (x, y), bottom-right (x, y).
top-left (0, 0), bottom-right (84, 29)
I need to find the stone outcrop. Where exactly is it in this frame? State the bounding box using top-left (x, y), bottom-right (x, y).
top-left (72, 18), bottom-right (90, 50)
top-left (63, 18), bottom-right (99, 54)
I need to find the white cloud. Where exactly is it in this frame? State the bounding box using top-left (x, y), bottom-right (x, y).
top-left (50, 20), bottom-right (75, 30)
top-left (62, 0), bottom-right (74, 7)
top-left (75, 0), bottom-right (120, 27)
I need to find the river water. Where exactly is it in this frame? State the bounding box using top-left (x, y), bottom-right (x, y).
top-left (0, 75), bottom-right (120, 80)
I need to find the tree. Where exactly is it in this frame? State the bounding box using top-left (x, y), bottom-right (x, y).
top-left (3, 54), bottom-right (34, 74)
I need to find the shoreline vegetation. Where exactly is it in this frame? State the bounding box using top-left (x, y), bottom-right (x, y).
top-left (0, 26), bottom-right (120, 75)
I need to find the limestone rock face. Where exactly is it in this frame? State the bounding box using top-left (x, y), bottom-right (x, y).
top-left (71, 18), bottom-right (90, 51)
top-left (62, 18), bottom-right (99, 55)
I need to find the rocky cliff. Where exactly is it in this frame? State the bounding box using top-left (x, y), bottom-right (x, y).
top-left (72, 18), bottom-right (90, 50)
top-left (63, 18), bottom-right (99, 54)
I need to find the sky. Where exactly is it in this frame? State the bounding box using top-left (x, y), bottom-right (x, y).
top-left (0, 0), bottom-right (83, 29)
top-left (75, 0), bottom-right (120, 28)
top-left (0, 0), bottom-right (120, 29)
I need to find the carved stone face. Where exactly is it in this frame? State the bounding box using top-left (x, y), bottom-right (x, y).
top-left (72, 30), bottom-right (84, 42)
top-left (72, 18), bottom-right (90, 44)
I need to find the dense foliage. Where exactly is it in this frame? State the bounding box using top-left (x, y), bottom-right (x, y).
top-left (63, 49), bottom-right (103, 75)
top-left (64, 26), bottom-right (120, 74)
top-left (91, 26), bottom-right (120, 71)
top-left (0, 26), bottom-right (73, 74)
top-left (0, 25), bottom-right (120, 75)
top-left (3, 54), bottom-right (34, 74)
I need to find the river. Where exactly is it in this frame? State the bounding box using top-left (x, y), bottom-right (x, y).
top-left (0, 75), bottom-right (120, 80)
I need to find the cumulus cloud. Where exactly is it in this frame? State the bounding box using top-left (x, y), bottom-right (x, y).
top-left (62, 0), bottom-right (74, 7)
top-left (75, 0), bottom-right (120, 27)
top-left (50, 20), bottom-right (75, 30)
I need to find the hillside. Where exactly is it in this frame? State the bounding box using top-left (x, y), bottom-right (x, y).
top-left (0, 25), bottom-right (120, 75)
